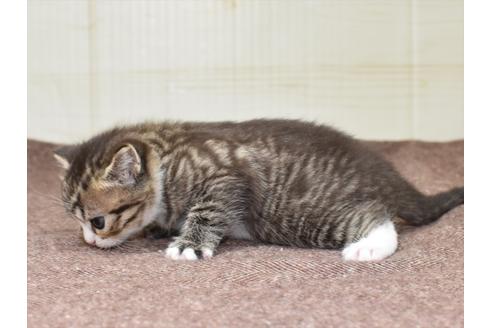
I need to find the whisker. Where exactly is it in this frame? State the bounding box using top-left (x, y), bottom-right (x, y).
top-left (114, 240), bottom-right (143, 252)
top-left (29, 189), bottom-right (69, 208)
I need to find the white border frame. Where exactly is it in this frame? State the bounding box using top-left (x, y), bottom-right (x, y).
top-left (464, 1), bottom-right (492, 327)
top-left (0, 0), bottom-right (27, 326)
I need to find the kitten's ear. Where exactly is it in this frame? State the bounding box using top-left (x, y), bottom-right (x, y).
top-left (53, 145), bottom-right (78, 170)
top-left (103, 144), bottom-right (141, 185)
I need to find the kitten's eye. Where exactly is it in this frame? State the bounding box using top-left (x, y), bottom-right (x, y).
top-left (90, 216), bottom-right (105, 230)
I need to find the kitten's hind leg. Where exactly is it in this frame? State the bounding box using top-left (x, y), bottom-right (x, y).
top-left (342, 220), bottom-right (397, 261)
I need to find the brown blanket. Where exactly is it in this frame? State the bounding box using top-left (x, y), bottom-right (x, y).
top-left (27, 139), bottom-right (464, 327)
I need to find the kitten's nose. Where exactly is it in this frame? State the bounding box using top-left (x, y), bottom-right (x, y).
top-left (86, 240), bottom-right (96, 246)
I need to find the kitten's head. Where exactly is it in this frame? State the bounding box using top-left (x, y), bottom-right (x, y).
top-left (54, 134), bottom-right (162, 248)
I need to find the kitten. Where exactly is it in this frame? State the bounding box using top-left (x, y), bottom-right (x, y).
top-left (54, 120), bottom-right (464, 261)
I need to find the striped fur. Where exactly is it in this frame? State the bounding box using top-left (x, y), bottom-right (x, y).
top-left (54, 119), bottom-right (464, 258)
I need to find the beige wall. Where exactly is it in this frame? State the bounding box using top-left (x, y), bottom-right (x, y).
top-left (28, 0), bottom-right (463, 143)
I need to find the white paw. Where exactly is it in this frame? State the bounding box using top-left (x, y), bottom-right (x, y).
top-left (201, 248), bottom-right (214, 259)
top-left (163, 246), bottom-right (214, 261)
top-left (342, 243), bottom-right (390, 261)
top-left (181, 248), bottom-right (198, 261)
top-left (165, 246), bottom-right (181, 260)
top-left (342, 220), bottom-right (398, 262)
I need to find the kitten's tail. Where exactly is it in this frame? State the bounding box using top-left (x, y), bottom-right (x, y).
top-left (397, 186), bottom-right (464, 226)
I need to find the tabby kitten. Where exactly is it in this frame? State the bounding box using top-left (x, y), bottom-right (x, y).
top-left (54, 120), bottom-right (464, 261)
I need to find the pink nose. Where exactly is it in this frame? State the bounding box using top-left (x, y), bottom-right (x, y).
top-left (87, 240), bottom-right (96, 246)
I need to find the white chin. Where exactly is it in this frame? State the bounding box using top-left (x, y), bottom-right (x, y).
top-left (94, 238), bottom-right (123, 249)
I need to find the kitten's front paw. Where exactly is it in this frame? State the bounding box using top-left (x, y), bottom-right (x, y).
top-left (164, 240), bottom-right (214, 261)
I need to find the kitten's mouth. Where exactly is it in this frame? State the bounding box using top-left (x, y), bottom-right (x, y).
top-left (80, 234), bottom-right (124, 249)
top-left (92, 230), bottom-right (141, 249)
top-left (79, 224), bottom-right (143, 249)
top-left (93, 238), bottom-right (124, 249)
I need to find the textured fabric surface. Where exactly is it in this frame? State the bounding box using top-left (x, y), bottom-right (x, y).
top-left (27, 139), bottom-right (464, 328)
